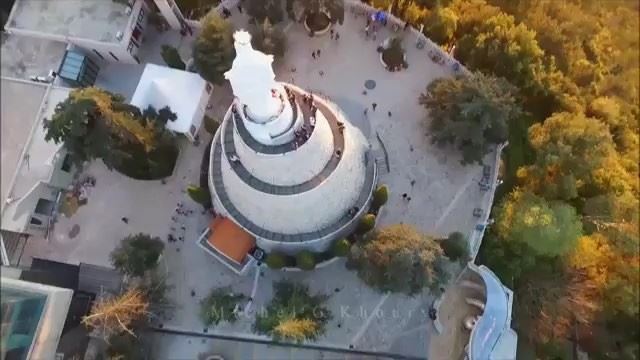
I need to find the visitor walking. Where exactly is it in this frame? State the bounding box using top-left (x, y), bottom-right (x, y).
top-left (372, 102), bottom-right (377, 111)
top-left (404, 22), bottom-right (410, 31)
top-left (335, 32), bottom-right (340, 41)
top-left (312, 51), bottom-right (316, 59)
top-left (364, 108), bottom-right (368, 116)
top-left (237, 4), bottom-right (243, 13)
top-left (365, 25), bottom-right (370, 39)
top-left (319, 70), bottom-right (324, 77)
top-left (330, 29), bottom-right (334, 39)
top-left (221, 7), bottom-right (231, 18)
top-left (121, 217), bottom-right (129, 224)
top-left (388, 111), bottom-right (392, 117)
top-left (317, 49), bottom-right (321, 57)
top-left (372, 29), bottom-right (377, 41)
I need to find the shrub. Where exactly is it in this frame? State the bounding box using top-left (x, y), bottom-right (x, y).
top-left (371, 185), bottom-right (389, 212)
top-left (348, 224), bottom-right (446, 295)
top-left (357, 214), bottom-right (376, 234)
top-left (200, 287), bottom-right (245, 326)
top-left (441, 232), bottom-right (469, 262)
top-left (161, 45), bottom-right (186, 70)
top-left (254, 280), bottom-right (331, 342)
top-left (110, 234), bottom-right (165, 277)
top-left (332, 238), bottom-right (351, 257)
top-left (187, 185), bottom-right (211, 206)
top-left (265, 252), bottom-right (287, 269)
top-left (296, 251), bottom-right (316, 270)
top-left (204, 116), bottom-right (220, 134)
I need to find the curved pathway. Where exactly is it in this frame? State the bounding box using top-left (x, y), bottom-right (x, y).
top-left (219, 87), bottom-right (345, 195)
top-left (210, 131), bottom-right (376, 242)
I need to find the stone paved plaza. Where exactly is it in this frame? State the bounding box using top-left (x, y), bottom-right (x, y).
top-left (15, 4), bottom-right (497, 359)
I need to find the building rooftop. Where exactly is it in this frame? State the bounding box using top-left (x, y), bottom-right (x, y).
top-left (0, 78), bottom-right (70, 232)
top-left (130, 64), bottom-right (208, 134)
top-left (6, 0), bottom-right (132, 43)
top-left (1, 276), bottom-right (73, 360)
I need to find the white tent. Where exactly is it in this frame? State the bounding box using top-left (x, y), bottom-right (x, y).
top-left (130, 63), bottom-right (211, 141)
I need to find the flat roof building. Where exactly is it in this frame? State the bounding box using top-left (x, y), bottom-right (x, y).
top-left (5, 0), bottom-right (151, 64)
top-left (1, 78), bottom-right (76, 264)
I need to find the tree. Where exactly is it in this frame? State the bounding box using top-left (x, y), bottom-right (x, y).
top-left (290, 0), bottom-right (344, 25)
top-left (295, 251), bottom-right (316, 270)
top-left (420, 72), bottom-right (521, 165)
top-left (265, 252), bottom-right (287, 269)
top-left (106, 332), bottom-right (145, 360)
top-left (82, 288), bottom-right (150, 338)
top-left (331, 238), bottom-right (351, 257)
top-left (44, 87), bottom-right (159, 169)
top-left (160, 45), bottom-right (186, 70)
top-left (187, 185), bottom-right (212, 207)
top-left (455, 12), bottom-right (549, 95)
top-left (356, 214), bottom-right (376, 234)
top-left (424, 7), bottom-right (457, 45)
top-left (495, 190), bottom-right (582, 257)
top-left (193, 11), bottom-right (235, 84)
top-left (251, 19), bottom-right (287, 59)
top-left (349, 224), bottom-right (445, 294)
top-left (200, 287), bottom-right (245, 326)
top-left (246, 0), bottom-right (284, 24)
top-left (371, 185), bottom-right (389, 213)
top-left (110, 234), bottom-right (165, 277)
top-left (441, 231), bottom-right (468, 261)
top-left (254, 281), bottom-right (331, 342)
top-left (44, 88), bottom-right (178, 180)
top-left (521, 112), bottom-right (633, 200)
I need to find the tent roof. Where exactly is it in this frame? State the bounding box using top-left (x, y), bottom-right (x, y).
top-left (130, 64), bottom-right (207, 133)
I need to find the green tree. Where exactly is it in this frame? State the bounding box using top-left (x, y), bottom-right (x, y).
top-left (246, 0), bottom-right (284, 24)
top-left (295, 251), bottom-right (316, 270)
top-left (160, 45), bottom-right (186, 70)
top-left (265, 252), bottom-right (287, 269)
top-left (371, 185), bottom-right (389, 213)
top-left (187, 185), bottom-right (211, 206)
top-left (290, 0), bottom-right (344, 25)
top-left (455, 12), bottom-right (549, 95)
top-left (349, 224), bottom-right (445, 294)
top-left (254, 281), bottom-right (331, 342)
top-left (106, 332), bottom-right (145, 360)
top-left (424, 7), bottom-right (457, 45)
top-left (200, 287), bottom-right (245, 326)
top-left (521, 112), bottom-right (632, 200)
top-left (251, 18), bottom-right (287, 59)
top-left (420, 72), bottom-right (521, 165)
top-left (193, 11), bottom-right (235, 84)
top-left (110, 234), bottom-right (165, 277)
top-left (495, 190), bottom-right (582, 257)
top-left (44, 88), bottom-right (178, 180)
top-left (331, 238), bottom-right (351, 257)
top-left (44, 87), bottom-right (159, 169)
top-left (356, 214), bottom-right (376, 234)
top-left (440, 231), bottom-right (468, 262)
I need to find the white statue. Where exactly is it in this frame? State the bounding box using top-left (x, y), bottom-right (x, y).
top-left (224, 31), bottom-right (281, 122)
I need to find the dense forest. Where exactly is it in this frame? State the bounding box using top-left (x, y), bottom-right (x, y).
top-left (365, 0), bottom-right (639, 358)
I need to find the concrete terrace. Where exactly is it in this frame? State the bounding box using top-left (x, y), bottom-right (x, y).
top-left (6, 0), bottom-right (132, 43)
top-left (10, 1), bottom-right (501, 358)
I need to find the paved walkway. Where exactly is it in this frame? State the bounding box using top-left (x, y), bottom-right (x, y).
top-left (11, 2), bottom-right (497, 359)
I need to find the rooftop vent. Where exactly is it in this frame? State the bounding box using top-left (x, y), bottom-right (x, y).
top-left (116, 31), bottom-right (123, 41)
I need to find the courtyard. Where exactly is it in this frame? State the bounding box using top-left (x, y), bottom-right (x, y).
top-left (14, 2), bottom-right (497, 359)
